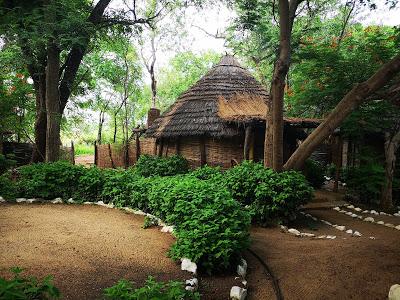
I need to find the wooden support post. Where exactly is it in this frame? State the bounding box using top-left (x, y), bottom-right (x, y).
top-left (175, 138), bottom-right (180, 155)
top-left (244, 125), bottom-right (253, 160)
top-left (108, 144), bottom-right (115, 168)
top-left (200, 136), bottom-right (206, 166)
top-left (135, 133), bottom-right (141, 162)
top-left (94, 141), bottom-right (98, 166)
top-left (333, 136), bottom-right (343, 192)
top-left (70, 141), bottom-right (75, 165)
top-left (158, 139), bottom-right (163, 157)
top-left (124, 142), bottom-right (129, 169)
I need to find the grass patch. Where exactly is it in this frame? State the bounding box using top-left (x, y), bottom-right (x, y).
top-left (75, 144), bottom-right (94, 156)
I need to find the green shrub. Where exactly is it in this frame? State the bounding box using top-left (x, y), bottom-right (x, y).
top-left (74, 166), bottom-right (104, 202)
top-left (189, 165), bottom-right (222, 180)
top-left (0, 154), bottom-right (16, 175)
top-left (0, 267), bottom-right (60, 299)
top-left (104, 276), bottom-right (200, 300)
top-left (135, 155), bottom-right (189, 177)
top-left (223, 161), bottom-right (266, 205)
top-left (252, 170), bottom-right (313, 224)
top-left (302, 159), bottom-right (325, 188)
top-left (148, 176), bottom-right (251, 273)
top-left (0, 174), bottom-right (17, 200)
top-left (16, 162), bottom-right (85, 199)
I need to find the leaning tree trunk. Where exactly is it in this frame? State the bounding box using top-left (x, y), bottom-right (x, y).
top-left (284, 54), bottom-right (400, 171)
top-left (381, 130), bottom-right (400, 210)
top-left (45, 44), bottom-right (61, 162)
top-left (32, 75), bottom-right (47, 162)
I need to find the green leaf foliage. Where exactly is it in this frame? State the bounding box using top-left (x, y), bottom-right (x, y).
top-left (0, 267), bottom-right (60, 300)
top-left (104, 276), bottom-right (200, 300)
top-left (302, 159), bottom-right (326, 189)
top-left (135, 155), bottom-right (189, 177)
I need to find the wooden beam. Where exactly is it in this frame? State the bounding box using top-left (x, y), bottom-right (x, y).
top-left (244, 125), bottom-right (253, 160)
top-left (200, 136), bottom-right (206, 166)
top-left (94, 140), bottom-right (98, 166)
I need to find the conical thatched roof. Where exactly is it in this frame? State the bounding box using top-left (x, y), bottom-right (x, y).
top-left (146, 55), bottom-right (269, 138)
top-left (146, 55), bottom-right (321, 138)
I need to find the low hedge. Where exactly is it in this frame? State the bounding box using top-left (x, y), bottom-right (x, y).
top-left (135, 155), bottom-right (189, 177)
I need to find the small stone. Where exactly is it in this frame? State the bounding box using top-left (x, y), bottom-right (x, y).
top-left (388, 284), bottom-right (400, 300)
top-left (237, 258), bottom-right (247, 277)
top-left (133, 210), bottom-right (146, 215)
top-left (51, 198), bottom-right (63, 204)
top-left (351, 214), bottom-right (358, 218)
top-left (0, 196), bottom-right (5, 203)
top-left (354, 207), bottom-right (362, 212)
top-left (67, 198), bottom-right (75, 204)
top-left (316, 235), bottom-right (326, 239)
top-left (395, 225), bottom-right (400, 230)
top-left (288, 228), bottom-right (301, 236)
top-left (242, 280), bottom-right (247, 286)
top-left (394, 213), bottom-right (400, 217)
top-left (185, 278), bottom-right (198, 290)
top-left (280, 225), bottom-right (288, 232)
top-left (364, 217), bottom-right (375, 223)
top-left (357, 216), bottom-right (363, 219)
top-left (321, 220), bottom-right (332, 226)
top-left (339, 210), bottom-right (346, 213)
top-left (333, 207), bottom-right (340, 211)
top-left (181, 258), bottom-right (197, 274)
top-left (370, 210), bottom-right (379, 215)
top-left (83, 202), bottom-right (92, 205)
top-left (345, 211), bottom-right (353, 216)
top-left (345, 229), bottom-right (353, 234)
top-left (16, 198), bottom-right (27, 203)
top-left (385, 223), bottom-right (395, 228)
top-left (348, 205), bottom-right (355, 209)
top-left (230, 286), bottom-right (247, 300)
top-left (105, 203), bottom-right (114, 208)
top-left (353, 231), bottom-right (362, 237)
top-left (311, 216), bottom-right (318, 221)
top-left (380, 212), bottom-right (389, 216)
top-left (305, 213), bottom-right (311, 217)
top-left (336, 225), bottom-right (346, 231)
top-left (362, 210), bottom-right (369, 214)
top-left (161, 225), bottom-right (174, 233)
top-left (301, 233), bottom-right (315, 237)
top-left (26, 198), bottom-right (36, 203)
top-left (369, 236), bottom-right (376, 240)
top-left (326, 235), bottom-right (336, 239)
top-left (377, 221), bottom-right (385, 225)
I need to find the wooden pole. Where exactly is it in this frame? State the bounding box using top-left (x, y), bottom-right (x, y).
top-left (94, 141), bottom-right (98, 166)
top-left (70, 140), bottom-right (75, 165)
top-left (135, 133), bottom-right (141, 162)
top-left (333, 136), bottom-right (343, 192)
top-left (157, 138), bottom-right (163, 157)
top-left (244, 125), bottom-right (253, 160)
top-left (175, 138), bottom-right (180, 155)
top-left (200, 136), bottom-right (206, 166)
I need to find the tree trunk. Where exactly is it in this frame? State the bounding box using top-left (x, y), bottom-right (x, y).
top-left (381, 130), bottom-right (400, 210)
top-left (97, 111), bottom-right (104, 144)
top-left (32, 75), bottom-right (47, 162)
top-left (45, 44), bottom-right (61, 162)
top-left (284, 54), bottom-right (400, 170)
top-left (113, 114), bottom-right (117, 143)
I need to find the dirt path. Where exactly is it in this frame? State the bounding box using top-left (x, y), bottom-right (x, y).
top-left (0, 204), bottom-right (187, 299)
top-left (248, 208), bottom-right (400, 300)
top-left (75, 155), bottom-right (94, 167)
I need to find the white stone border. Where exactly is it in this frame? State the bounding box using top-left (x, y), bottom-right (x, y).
top-left (300, 211), bottom-right (363, 238)
top-left (344, 204), bottom-right (400, 218)
top-left (332, 206), bottom-right (400, 231)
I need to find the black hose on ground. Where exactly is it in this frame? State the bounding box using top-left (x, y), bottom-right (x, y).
top-left (247, 248), bottom-right (284, 300)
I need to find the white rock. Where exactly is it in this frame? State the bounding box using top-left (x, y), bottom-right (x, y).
top-left (133, 210), bottom-right (147, 215)
top-left (345, 212), bottom-right (353, 216)
top-left (26, 198), bottom-right (36, 203)
top-left (83, 201), bottom-right (93, 205)
top-left (300, 211), bottom-right (306, 215)
top-left (326, 235), bottom-right (336, 239)
top-left (311, 216), bottom-right (318, 221)
top-left (67, 198), bottom-right (75, 204)
top-left (395, 225), bottom-right (400, 230)
top-left (353, 231), bottom-right (362, 237)
top-left (280, 225), bottom-right (288, 232)
top-left (185, 278), bottom-right (198, 291)
top-left (345, 229), bottom-right (353, 234)
top-left (357, 216), bottom-right (363, 219)
top-left (333, 207), bottom-right (340, 211)
top-left (181, 258), bottom-right (197, 274)
top-left (105, 203), bottom-right (114, 208)
top-left (185, 286), bottom-right (196, 292)
top-left (369, 236), bottom-right (376, 240)
top-left (301, 233), bottom-right (315, 237)
top-left (370, 210), bottom-right (379, 215)
top-left (380, 212), bottom-right (389, 216)
top-left (242, 280), bottom-right (247, 286)
top-left (377, 221), bottom-right (385, 225)
top-left (364, 217), bottom-right (375, 223)
top-left (16, 198), bottom-right (27, 203)
top-left (394, 213), bottom-right (400, 217)
top-left (336, 225), bottom-right (346, 231)
top-left (321, 220), bottom-right (332, 226)
top-left (316, 235), bottom-right (326, 239)
top-left (351, 214), bottom-right (358, 218)
top-left (288, 228), bottom-right (301, 236)
top-left (389, 284), bottom-right (400, 300)
top-left (362, 210), bottom-right (369, 214)
top-left (96, 200), bottom-right (105, 206)
top-left (230, 286), bottom-right (247, 300)
top-left (354, 207), bottom-right (362, 212)
top-left (161, 225), bottom-right (174, 233)
top-left (51, 198), bottom-right (63, 204)
top-left (385, 223), bottom-right (395, 228)
top-left (237, 259), bottom-right (247, 277)
top-left (0, 196), bottom-right (6, 203)
top-left (348, 205), bottom-right (355, 209)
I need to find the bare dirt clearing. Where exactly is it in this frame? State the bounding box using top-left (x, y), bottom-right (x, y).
top-left (0, 204), bottom-right (187, 299)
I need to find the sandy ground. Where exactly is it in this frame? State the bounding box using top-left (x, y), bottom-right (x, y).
top-left (247, 208), bottom-right (400, 300)
top-left (75, 155), bottom-right (94, 167)
top-left (1, 200), bottom-right (399, 300)
top-left (0, 204), bottom-right (187, 299)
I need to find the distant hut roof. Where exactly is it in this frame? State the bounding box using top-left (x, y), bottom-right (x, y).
top-left (146, 55), bottom-right (321, 138)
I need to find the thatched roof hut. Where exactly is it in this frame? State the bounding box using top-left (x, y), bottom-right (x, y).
top-left (146, 55), bottom-right (321, 168)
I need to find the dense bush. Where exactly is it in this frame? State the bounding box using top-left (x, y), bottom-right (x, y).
top-left (16, 161), bottom-right (85, 199)
top-left (148, 176), bottom-right (251, 273)
top-left (0, 173), bottom-right (17, 200)
top-left (189, 165), bottom-right (222, 180)
top-left (0, 154), bottom-right (16, 175)
top-left (135, 155), bottom-right (189, 177)
top-left (0, 267), bottom-right (60, 299)
top-left (75, 166), bottom-right (105, 202)
top-left (302, 159), bottom-right (325, 188)
top-left (104, 276), bottom-right (200, 300)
